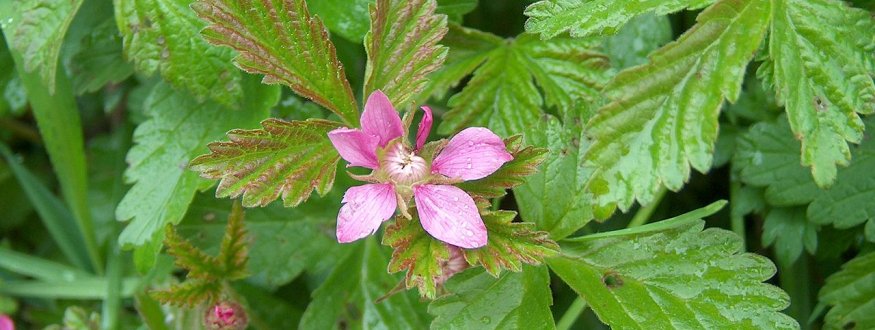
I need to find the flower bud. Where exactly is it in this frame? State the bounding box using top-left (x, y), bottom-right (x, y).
top-left (203, 301), bottom-right (247, 330)
top-left (0, 314), bottom-right (14, 330)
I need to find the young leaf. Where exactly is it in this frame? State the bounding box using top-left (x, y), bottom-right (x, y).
top-left (189, 119), bottom-right (341, 208)
top-left (549, 202), bottom-right (798, 329)
top-left (462, 210), bottom-right (558, 276)
top-left (164, 224), bottom-right (223, 280)
top-left (364, 0), bottom-right (448, 109)
top-left (383, 214), bottom-right (452, 299)
top-left (217, 202), bottom-right (248, 280)
top-left (819, 252), bottom-right (875, 330)
top-left (428, 267), bottom-right (554, 329)
top-left (514, 115), bottom-right (594, 239)
top-left (192, 0), bottom-right (359, 125)
top-left (3, 0), bottom-right (83, 91)
top-left (299, 239), bottom-right (430, 329)
top-left (584, 0), bottom-right (770, 213)
top-left (523, 0), bottom-right (712, 39)
top-left (152, 279), bottom-right (221, 308)
top-left (760, 0), bottom-right (875, 187)
top-left (457, 135), bottom-right (547, 199)
top-left (117, 77), bottom-right (279, 248)
top-left (115, 0), bottom-right (242, 106)
top-left (761, 207), bottom-right (817, 266)
top-left (433, 26), bottom-right (608, 136)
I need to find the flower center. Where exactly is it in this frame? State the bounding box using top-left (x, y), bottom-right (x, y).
top-left (382, 143), bottom-right (428, 185)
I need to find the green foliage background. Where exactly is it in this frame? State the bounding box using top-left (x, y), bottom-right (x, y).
top-left (0, 0), bottom-right (873, 329)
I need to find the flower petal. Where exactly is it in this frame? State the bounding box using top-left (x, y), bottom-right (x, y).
top-left (327, 128), bottom-right (380, 169)
top-left (336, 183), bottom-right (397, 243)
top-left (415, 106), bottom-right (433, 150)
top-left (432, 127), bottom-right (513, 181)
top-left (414, 184), bottom-right (487, 248)
top-left (361, 90), bottom-right (404, 147)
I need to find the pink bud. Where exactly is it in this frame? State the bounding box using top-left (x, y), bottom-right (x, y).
top-left (203, 301), bottom-right (247, 330)
top-left (0, 314), bottom-right (14, 330)
top-left (437, 245), bottom-right (469, 285)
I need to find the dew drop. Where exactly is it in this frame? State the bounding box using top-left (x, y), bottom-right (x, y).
top-left (480, 316), bottom-right (491, 324)
top-left (465, 229), bottom-right (473, 237)
top-left (452, 196), bottom-right (459, 201)
top-left (468, 141), bottom-right (474, 147)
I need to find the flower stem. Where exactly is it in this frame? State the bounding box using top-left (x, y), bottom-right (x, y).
top-left (556, 296), bottom-right (588, 330)
top-left (628, 187), bottom-right (667, 228)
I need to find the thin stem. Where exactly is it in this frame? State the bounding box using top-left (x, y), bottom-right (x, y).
top-left (729, 179), bottom-right (747, 250)
top-left (556, 297), bottom-right (588, 330)
top-left (628, 187), bottom-right (668, 228)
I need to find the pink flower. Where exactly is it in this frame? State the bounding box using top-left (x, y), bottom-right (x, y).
top-left (203, 301), bottom-right (247, 330)
top-left (0, 315), bottom-right (13, 330)
top-left (328, 91), bottom-right (513, 248)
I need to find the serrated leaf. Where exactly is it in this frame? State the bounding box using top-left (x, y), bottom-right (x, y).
top-left (761, 0), bottom-right (875, 187)
top-left (428, 266), bottom-right (554, 329)
top-left (180, 190), bottom-right (345, 288)
top-left (383, 214), bottom-right (451, 299)
top-left (585, 0), bottom-right (770, 213)
top-left (436, 26), bottom-right (609, 137)
top-left (152, 279), bottom-right (221, 308)
top-left (761, 207), bottom-right (818, 266)
top-left (463, 210), bottom-right (558, 276)
top-left (69, 19), bottom-right (134, 95)
top-left (299, 239), bottom-right (430, 329)
top-left (3, 0), bottom-right (83, 92)
top-left (819, 252), bottom-right (875, 330)
top-left (364, 0), bottom-right (447, 109)
top-left (523, 0), bottom-right (712, 39)
top-left (192, 0), bottom-right (359, 125)
top-left (549, 202), bottom-right (798, 329)
top-left (602, 13), bottom-right (673, 70)
top-left (189, 118), bottom-right (341, 208)
top-left (217, 201), bottom-right (248, 280)
top-left (117, 77), bottom-right (280, 247)
top-left (418, 23), bottom-right (503, 101)
top-left (737, 116), bottom-right (875, 242)
top-left (114, 0), bottom-right (243, 106)
top-left (514, 115), bottom-right (594, 239)
top-left (457, 135), bottom-right (547, 199)
top-left (164, 224), bottom-right (222, 280)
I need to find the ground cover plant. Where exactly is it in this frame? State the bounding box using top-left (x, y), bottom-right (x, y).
top-left (0, 0), bottom-right (873, 329)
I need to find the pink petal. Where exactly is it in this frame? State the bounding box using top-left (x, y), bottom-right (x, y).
top-left (414, 184), bottom-right (487, 248)
top-left (327, 128), bottom-right (380, 169)
top-left (415, 106), bottom-right (433, 150)
top-left (361, 90), bottom-right (404, 147)
top-left (432, 127), bottom-right (513, 181)
top-left (0, 315), bottom-right (12, 330)
top-left (336, 184), bottom-right (397, 243)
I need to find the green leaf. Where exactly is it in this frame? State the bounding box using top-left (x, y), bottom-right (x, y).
top-left (69, 18), bottom-right (134, 95)
top-left (463, 210), bottom-right (558, 276)
top-left (523, 0), bottom-right (712, 39)
top-left (514, 115), bottom-right (594, 239)
top-left (164, 224), bottom-right (223, 280)
top-left (114, 0), bottom-right (243, 106)
top-left (737, 116), bottom-right (875, 242)
top-left (457, 135), bottom-right (547, 199)
top-left (549, 202), bottom-right (798, 329)
top-left (117, 76), bottom-right (279, 247)
top-left (383, 214), bottom-right (451, 299)
top-left (0, 278), bottom-right (139, 299)
top-left (819, 252), bottom-right (875, 330)
top-left (435, 26), bottom-right (608, 136)
top-left (217, 201), bottom-right (248, 280)
top-left (428, 266), bottom-right (554, 329)
top-left (584, 0), bottom-right (770, 213)
top-left (2, 25), bottom-right (101, 272)
top-left (299, 239), bottom-right (430, 329)
top-left (760, 0), bottom-right (875, 187)
top-left (189, 119), bottom-right (340, 208)
top-left (364, 0), bottom-right (447, 109)
top-left (192, 0), bottom-right (359, 125)
top-left (179, 192), bottom-right (344, 288)
top-left (3, 0), bottom-right (83, 91)
top-left (761, 207), bottom-right (817, 266)
top-left (418, 23), bottom-right (503, 101)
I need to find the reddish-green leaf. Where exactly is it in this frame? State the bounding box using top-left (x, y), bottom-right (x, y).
top-left (364, 0), bottom-right (448, 108)
top-left (189, 119), bottom-right (341, 208)
top-left (458, 135), bottom-right (547, 199)
top-left (151, 279), bottom-right (221, 308)
top-left (463, 210), bottom-right (559, 276)
top-left (192, 0), bottom-right (359, 125)
top-left (164, 224), bottom-right (222, 280)
top-left (383, 214), bottom-right (451, 299)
